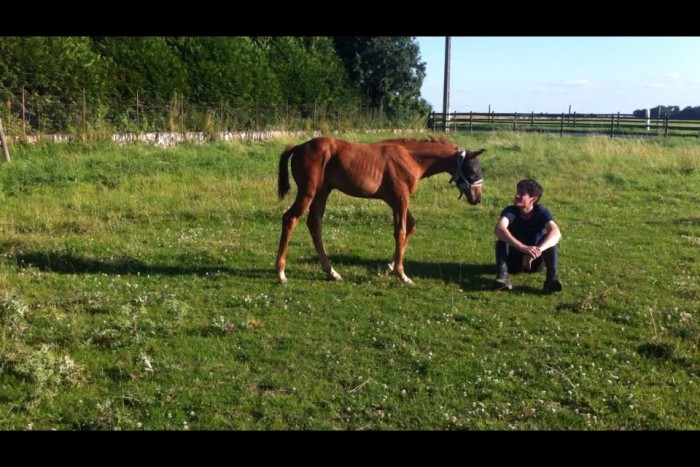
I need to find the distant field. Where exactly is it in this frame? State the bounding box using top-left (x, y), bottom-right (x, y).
top-left (0, 132), bottom-right (698, 430)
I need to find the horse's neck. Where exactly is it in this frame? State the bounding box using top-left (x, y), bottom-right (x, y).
top-left (412, 152), bottom-right (455, 179)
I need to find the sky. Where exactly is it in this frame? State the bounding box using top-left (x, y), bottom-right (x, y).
top-left (415, 37), bottom-right (700, 115)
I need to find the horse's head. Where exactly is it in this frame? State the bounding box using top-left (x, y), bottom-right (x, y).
top-left (377, 137), bottom-right (485, 205)
top-left (450, 148), bottom-right (486, 205)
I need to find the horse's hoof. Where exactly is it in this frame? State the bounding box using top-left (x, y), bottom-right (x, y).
top-left (327, 269), bottom-right (342, 281)
top-left (401, 276), bottom-right (415, 285)
top-left (384, 263), bottom-right (394, 275)
top-left (278, 273), bottom-right (288, 285)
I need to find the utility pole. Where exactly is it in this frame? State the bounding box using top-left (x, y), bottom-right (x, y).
top-left (442, 36), bottom-right (451, 132)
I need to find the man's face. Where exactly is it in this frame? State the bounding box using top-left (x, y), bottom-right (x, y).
top-left (514, 188), bottom-right (537, 210)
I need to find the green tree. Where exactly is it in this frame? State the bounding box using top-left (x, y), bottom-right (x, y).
top-left (93, 37), bottom-right (188, 103)
top-left (168, 37), bottom-right (281, 106)
top-left (92, 37), bottom-right (189, 130)
top-left (256, 37), bottom-right (360, 119)
top-left (678, 106), bottom-right (700, 119)
top-left (0, 36), bottom-right (111, 133)
top-left (167, 37), bottom-right (282, 128)
top-left (333, 36), bottom-right (431, 119)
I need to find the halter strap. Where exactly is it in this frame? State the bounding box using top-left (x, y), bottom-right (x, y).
top-left (455, 150), bottom-right (467, 178)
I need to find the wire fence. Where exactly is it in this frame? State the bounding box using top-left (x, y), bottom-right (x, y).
top-left (429, 111), bottom-right (700, 138)
top-left (0, 93), bottom-right (428, 138)
top-left (5, 91), bottom-right (698, 143)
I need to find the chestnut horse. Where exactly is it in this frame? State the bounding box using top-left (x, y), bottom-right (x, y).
top-left (276, 136), bottom-right (486, 285)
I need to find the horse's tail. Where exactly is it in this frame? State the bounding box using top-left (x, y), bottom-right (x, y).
top-left (278, 144), bottom-right (296, 199)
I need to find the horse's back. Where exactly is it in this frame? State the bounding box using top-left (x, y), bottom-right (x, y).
top-left (288, 137), bottom-right (339, 172)
top-left (294, 136), bottom-right (388, 166)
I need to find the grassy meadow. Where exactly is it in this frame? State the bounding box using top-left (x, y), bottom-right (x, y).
top-left (0, 131), bottom-right (698, 430)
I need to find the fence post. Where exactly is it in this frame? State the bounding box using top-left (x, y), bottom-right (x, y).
top-left (560, 113), bottom-right (564, 136)
top-left (573, 112), bottom-right (577, 128)
top-left (664, 113), bottom-right (669, 137)
top-left (220, 97), bottom-right (225, 132)
top-left (645, 108), bottom-right (650, 131)
top-left (610, 114), bottom-right (615, 138)
top-left (513, 112), bottom-right (517, 131)
top-left (530, 111), bottom-right (534, 128)
top-left (136, 90), bottom-right (140, 131)
top-left (22, 87), bottom-right (26, 135)
top-left (82, 88), bottom-right (86, 135)
top-left (0, 118), bottom-right (11, 162)
top-left (469, 111), bottom-right (473, 133)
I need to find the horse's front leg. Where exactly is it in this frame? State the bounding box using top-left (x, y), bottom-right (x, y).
top-left (308, 190), bottom-right (342, 281)
top-left (385, 208), bottom-right (416, 277)
top-left (391, 198), bottom-right (414, 285)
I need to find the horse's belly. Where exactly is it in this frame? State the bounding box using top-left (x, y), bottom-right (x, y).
top-left (334, 177), bottom-right (382, 197)
top-left (330, 155), bottom-right (385, 196)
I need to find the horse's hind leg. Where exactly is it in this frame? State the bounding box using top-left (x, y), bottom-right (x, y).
top-left (307, 189), bottom-right (342, 281)
top-left (385, 209), bottom-right (416, 277)
top-left (276, 192), bottom-right (314, 285)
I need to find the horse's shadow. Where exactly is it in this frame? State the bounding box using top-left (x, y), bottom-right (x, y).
top-left (14, 251), bottom-right (495, 290)
top-left (13, 251), bottom-right (269, 279)
top-left (329, 254), bottom-right (495, 291)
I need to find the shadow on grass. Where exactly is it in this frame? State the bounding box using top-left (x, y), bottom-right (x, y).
top-left (15, 251), bottom-right (244, 277)
top-left (15, 250), bottom-right (499, 290)
top-left (637, 342), bottom-right (675, 360)
top-left (328, 253), bottom-right (496, 291)
top-left (637, 342), bottom-right (700, 376)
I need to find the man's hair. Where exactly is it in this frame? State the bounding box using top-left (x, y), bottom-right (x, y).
top-left (517, 179), bottom-right (543, 203)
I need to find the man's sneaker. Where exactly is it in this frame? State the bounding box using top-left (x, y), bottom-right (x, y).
top-left (494, 276), bottom-right (513, 290)
top-left (543, 278), bottom-right (563, 294)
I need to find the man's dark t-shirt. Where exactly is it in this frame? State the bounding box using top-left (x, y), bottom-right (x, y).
top-left (499, 204), bottom-right (554, 245)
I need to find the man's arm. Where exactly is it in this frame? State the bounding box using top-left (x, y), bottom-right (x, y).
top-left (537, 220), bottom-right (561, 252)
top-left (494, 216), bottom-right (529, 252)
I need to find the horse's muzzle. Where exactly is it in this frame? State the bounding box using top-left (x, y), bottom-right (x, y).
top-left (456, 180), bottom-right (482, 205)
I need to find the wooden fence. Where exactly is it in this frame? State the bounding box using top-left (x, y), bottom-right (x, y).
top-left (428, 111), bottom-right (700, 138)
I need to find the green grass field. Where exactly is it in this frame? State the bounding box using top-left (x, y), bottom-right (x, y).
top-left (0, 132), bottom-right (698, 430)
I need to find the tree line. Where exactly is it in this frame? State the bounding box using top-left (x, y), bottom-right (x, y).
top-left (0, 37), bottom-right (431, 135)
top-left (633, 105), bottom-right (700, 120)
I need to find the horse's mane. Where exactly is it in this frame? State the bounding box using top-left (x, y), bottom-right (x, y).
top-left (381, 135), bottom-right (453, 145)
top-left (423, 135), bottom-right (451, 144)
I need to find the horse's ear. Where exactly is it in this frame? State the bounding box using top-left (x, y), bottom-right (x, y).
top-left (468, 148), bottom-right (487, 158)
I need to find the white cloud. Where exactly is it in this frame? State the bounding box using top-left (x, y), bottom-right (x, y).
top-left (561, 79), bottom-right (591, 86)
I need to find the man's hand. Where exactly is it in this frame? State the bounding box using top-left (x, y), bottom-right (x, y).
top-left (521, 245), bottom-right (542, 270)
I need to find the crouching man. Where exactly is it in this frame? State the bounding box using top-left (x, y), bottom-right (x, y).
top-left (494, 178), bottom-right (563, 294)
